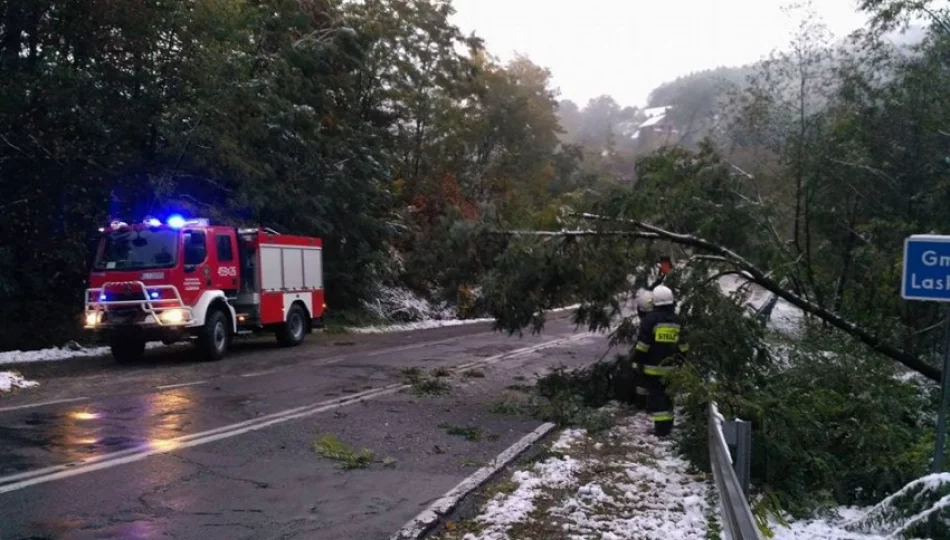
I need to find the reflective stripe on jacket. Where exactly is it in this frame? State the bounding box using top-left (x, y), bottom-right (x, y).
top-left (631, 307), bottom-right (688, 371)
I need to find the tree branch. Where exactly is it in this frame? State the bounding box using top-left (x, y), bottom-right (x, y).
top-left (575, 212), bottom-right (942, 382)
top-left (491, 229), bottom-right (662, 239)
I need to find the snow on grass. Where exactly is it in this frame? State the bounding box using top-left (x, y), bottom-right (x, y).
top-left (442, 411), bottom-right (709, 540)
top-left (347, 317), bottom-right (496, 334)
top-left (348, 304), bottom-right (581, 334)
top-left (768, 473), bottom-right (950, 539)
top-left (771, 507), bottom-right (888, 540)
top-left (0, 341), bottom-right (168, 366)
top-left (0, 371), bottom-right (39, 393)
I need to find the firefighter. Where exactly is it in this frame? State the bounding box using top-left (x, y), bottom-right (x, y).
top-left (632, 289), bottom-right (653, 409)
top-left (615, 290), bottom-right (654, 406)
top-left (631, 284), bottom-right (689, 437)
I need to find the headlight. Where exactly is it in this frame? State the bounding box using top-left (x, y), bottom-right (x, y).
top-left (160, 309), bottom-right (188, 324)
top-left (85, 311), bottom-right (101, 327)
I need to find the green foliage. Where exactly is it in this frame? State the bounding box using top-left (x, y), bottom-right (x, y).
top-left (530, 364), bottom-right (615, 433)
top-left (313, 434), bottom-right (375, 470)
top-left (440, 423), bottom-right (485, 442)
top-left (0, 0), bottom-right (586, 350)
top-left (669, 304), bottom-right (932, 517)
top-left (488, 399), bottom-right (526, 416)
top-left (401, 366), bottom-right (453, 395)
top-left (400, 366), bottom-right (425, 384)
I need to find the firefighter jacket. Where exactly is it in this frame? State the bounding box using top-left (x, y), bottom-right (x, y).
top-left (631, 307), bottom-right (689, 376)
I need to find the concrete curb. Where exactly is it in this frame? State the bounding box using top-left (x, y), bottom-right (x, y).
top-left (389, 421), bottom-right (558, 540)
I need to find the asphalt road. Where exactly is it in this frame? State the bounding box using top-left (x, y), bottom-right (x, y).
top-left (0, 315), bottom-right (614, 540)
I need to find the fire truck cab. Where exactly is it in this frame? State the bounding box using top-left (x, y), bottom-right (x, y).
top-left (84, 215), bottom-right (325, 363)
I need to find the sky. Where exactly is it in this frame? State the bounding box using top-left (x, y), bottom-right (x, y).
top-left (450, 0), bottom-right (871, 109)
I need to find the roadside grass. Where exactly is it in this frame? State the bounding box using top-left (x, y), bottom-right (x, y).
top-left (434, 412), bottom-right (711, 540)
top-left (322, 309), bottom-right (386, 334)
top-left (706, 480), bottom-right (724, 540)
top-left (463, 368), bottom-right (486, 378)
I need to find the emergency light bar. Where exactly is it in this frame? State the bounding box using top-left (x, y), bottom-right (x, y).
top-left (96, 215), bottom-right (209, 232)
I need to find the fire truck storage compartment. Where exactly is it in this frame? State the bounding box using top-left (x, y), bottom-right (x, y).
top-left (260, 245), bottom-right (322, 291)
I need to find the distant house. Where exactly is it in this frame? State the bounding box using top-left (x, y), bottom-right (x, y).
top-left (632, 105), bottom-right (678, 154)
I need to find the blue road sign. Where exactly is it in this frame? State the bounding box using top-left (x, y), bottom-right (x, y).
top-left (902, 235), bottom-right (950, 302)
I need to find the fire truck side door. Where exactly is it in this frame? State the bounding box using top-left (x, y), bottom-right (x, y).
top-left (212, 231), bottom-right (240, 294)
top-left (183, 229), bottom-right (210, 289)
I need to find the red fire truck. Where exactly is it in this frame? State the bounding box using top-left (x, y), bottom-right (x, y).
top-left (84, 215), bottom-right (326, 363)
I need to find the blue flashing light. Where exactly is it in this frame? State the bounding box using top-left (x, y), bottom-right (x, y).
top-left (144, 217), bottom-right (161, 228)
top-left (167, 214), bottom-right (186, 229)
top-left (149, 291), bottom-right (160, 299)
top-left (99, 293), bottom-right (107, 302)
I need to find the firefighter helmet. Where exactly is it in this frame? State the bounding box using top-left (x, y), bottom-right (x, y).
top-left (652, 285), bottom-right (675, 306)
top-left (636, 290), bottom-right (653, 312)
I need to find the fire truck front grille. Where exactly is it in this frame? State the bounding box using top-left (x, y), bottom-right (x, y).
top-left (102, 292), bottom-right (149, 323)
top-left (104, 308), bottom-right (145, 324)
top-left (109, 292), bottom-right (148, 302)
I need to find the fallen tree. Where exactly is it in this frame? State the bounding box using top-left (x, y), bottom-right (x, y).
top-left (496, 214), bottom-right (941, 382)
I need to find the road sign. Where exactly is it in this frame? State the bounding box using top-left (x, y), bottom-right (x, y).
top-left (902, 235), bottom-right (950, 302)
top-left (903, 234), bottom-right (950, 473)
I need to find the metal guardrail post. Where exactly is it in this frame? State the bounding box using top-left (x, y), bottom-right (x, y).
top-left (720, 417), bottom-right (752, 497)
top-left (709, 403), bottom-right (761, 540)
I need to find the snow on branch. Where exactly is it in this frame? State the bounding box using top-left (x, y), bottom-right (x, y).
top-left (574, 212), bottom-right (942, 382)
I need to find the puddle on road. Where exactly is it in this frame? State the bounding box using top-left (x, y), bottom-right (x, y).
top-left (0, 387), bottom-right (247, 475)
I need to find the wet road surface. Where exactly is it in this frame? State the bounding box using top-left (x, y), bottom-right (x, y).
top-left (0, 315), bottom-right (613, 539)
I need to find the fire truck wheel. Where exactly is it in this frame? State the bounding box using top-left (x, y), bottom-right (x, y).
top-left (198, 308), bottom-right (230, 361)
top-left (277, 303), bottom-right (307, 347)
top-left (110, 337), bottom-right (146, 364)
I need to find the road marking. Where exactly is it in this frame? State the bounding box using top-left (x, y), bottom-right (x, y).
top-left (240, 369), bottom-right (282, 378)
top-left (390, 422), bottom-right (558, 540)
top-left (155, 381), bottom-right (207, 390)
top-left (0, 334), bottom-right (589, 494)
top-left (364, 333), bottom-right (491, 358)
top-left (0, 397), bottom-right (90, 414)
top-left (453, 333), bottom-right (594, 373)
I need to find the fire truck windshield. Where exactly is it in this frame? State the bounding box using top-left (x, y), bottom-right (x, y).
top-left (94, 229), bottom-right (179, 270)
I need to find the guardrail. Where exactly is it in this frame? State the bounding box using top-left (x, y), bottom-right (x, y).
top-left (708, 402), bottom-right (762, 540)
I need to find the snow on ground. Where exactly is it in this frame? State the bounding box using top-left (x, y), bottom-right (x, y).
top-left (771, 507), bottom-right (887, 540)
top-left (348, 317), bottom-right (497, 334)
top-left (769, 473), bottom-right (950, 539)
top-left (0, 371), bottom-right (39, 393)
top-left (348, 304), bottom-right (582, 334)
top-left (0, 341), bottom-right (167, 366)
top-left (445, 411), bottom-right (709, 540)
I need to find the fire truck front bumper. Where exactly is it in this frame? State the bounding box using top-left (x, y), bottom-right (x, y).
top-left (84, 283), bottom-right (198, 340)
top-left (84, 309), bottom-right (196, 329)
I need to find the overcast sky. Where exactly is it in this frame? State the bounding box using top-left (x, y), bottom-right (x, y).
top-left (450, 0), bottom-right (870, 108)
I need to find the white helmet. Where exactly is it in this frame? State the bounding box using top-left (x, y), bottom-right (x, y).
top-left (652, 285), bottom-right (675, 307)
top-left (636, 290), bottom-right (653, 312)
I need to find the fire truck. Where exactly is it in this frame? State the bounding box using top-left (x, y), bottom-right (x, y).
top-left (84, 215), bottom-right (326, 363)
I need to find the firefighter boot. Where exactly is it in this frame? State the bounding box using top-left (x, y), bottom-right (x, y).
top-left (646, 373), bottom-right (674, 437)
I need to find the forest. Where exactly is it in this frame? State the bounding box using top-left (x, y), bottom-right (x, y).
top-left (3, 0), bottom-right (950, 527)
